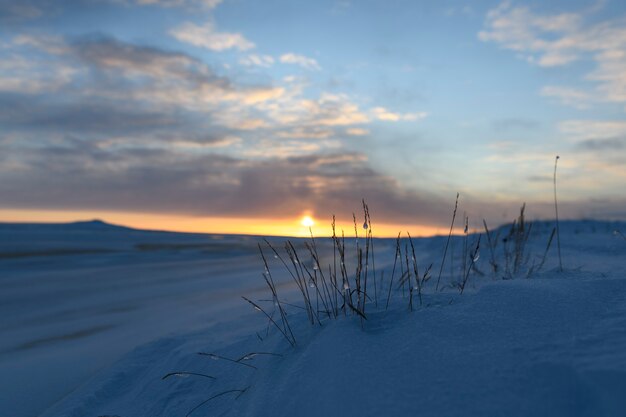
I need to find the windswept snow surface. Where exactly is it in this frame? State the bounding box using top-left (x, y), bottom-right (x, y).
top-left (0, 221), bottom-right (279, 417)
top-left (2, 220), bottom-right (626, 417)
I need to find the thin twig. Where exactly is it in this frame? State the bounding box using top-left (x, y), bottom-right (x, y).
top-left (436, 193), bottom-right (459, 291)
top-left (236, 352), bottom-right (283, 362)
top-left (162, 372), bottom-right (215, 381)
top-left (460, 235), bottom-right (481, 295)
top-left (482, 219), bottom-right (498, 274)
top-left (554, 155), bottom-right (563, 272)
top-left (242, 296), bottom-right (296, 347)
top-left (197, 352), bottom-right (257, 369)
top-left (385, 233), bottom-right (401, 310)
top-left (185, 387), bottom-right (249, 417)
top-left (536, 227), bottom-right (556, 273)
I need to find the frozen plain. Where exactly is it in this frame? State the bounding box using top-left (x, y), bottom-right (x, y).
top-left (1, 219), bottom-right (626, 417)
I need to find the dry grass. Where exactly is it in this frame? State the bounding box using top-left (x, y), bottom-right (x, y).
top-left (436, 193), bottom-right (459, 291)
top-left (554, 155), bottom-right (563, 271)
top-left (243, 196), bottom-right (566, 346)
top-left (163, 192), bottom-right (572, 416)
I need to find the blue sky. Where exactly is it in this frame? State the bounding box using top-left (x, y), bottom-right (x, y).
top-left (1, 0), bottom-right (625, 233)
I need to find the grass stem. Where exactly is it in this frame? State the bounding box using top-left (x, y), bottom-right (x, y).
top-left (436, 193), bottom-right (459, 291)
top-left (554, 155), bottom-right (563, 272)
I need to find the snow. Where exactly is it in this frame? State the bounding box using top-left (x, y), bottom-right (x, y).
top-left (2, 220), bottom-right (626, 417)
top-left (0, 222), bottom-right (268, 417)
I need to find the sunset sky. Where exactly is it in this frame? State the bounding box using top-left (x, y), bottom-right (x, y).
top-left (1, 0), bottom-right (625, 236)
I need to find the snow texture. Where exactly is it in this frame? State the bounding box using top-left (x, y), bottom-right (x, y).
top-left (2, 219), bottom-right (626, 417)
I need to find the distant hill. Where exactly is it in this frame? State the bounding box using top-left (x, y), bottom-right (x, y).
top-left (0, 219), bottom-right (262, 258)
top-left (0, 219), bottom-right (132, 232)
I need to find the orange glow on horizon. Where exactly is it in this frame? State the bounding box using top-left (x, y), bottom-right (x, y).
top-left (0, 209), bottom-right (450, 238)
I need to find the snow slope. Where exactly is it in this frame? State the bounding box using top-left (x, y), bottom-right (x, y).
top-left (2, 220), bottom-right (626, 417)
top-left (0, 221), bottom-right (275, 417)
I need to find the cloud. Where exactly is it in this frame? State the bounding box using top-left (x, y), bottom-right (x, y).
top-left (3, 136), bottom-right (623, 226)
top-left (14, 34), bottom-right (69, 54)
top-left (0, 66), bottom-right (73, 94)
top-left (3, 33), bottom-right (380, 141)
top-left (32, 35), bottom-right (282, 116)
top-left (371, 107), bottom-right (428, 122)
top-left (0, 93), bottom-right (182, 133)
top-left (346, 128), bottom-right (369, 136)
top-left (170, 20), bottom-right (255, 51)
top-left (0, 37), bottom-right (77, 94)
top-left (0, 0), bottom-right (224, 22)
top-left (558, 120), bottom-right (626, 168)
top-left (0, 31), bottom-right (427, 222)
top-left (0, 138), bottom-right (460, 225)
top-left (51, 36), bottom-right (289, 114)
top-left (588, 49), bottom-right (626, 103)
top-left (170, 135), bottom-right (242, 150)
top-left (71, 36), bottom-right (230, 84)
top-left (479, 1), bottom-right (626, 108)
top-left (241, 139), bottom-right (324, 158)
top-left (577, 137), bottom-right (626, 151)
top-left (13, 34), bottom-right (231, 90)
top-left (0, 33), bottom-right (460, 227)
top-left (239, 54), bottom-right (274, 68)
top-left (540, 86), bottom-right (593, 109)
top-left (478, 2), bottom-right (582, 66)
top-left (0, 1), bottom-right (42, 22)
top-left (559, 120), bottom-right (626, 140)
top-left (276, 127), bottom-right (334, 139)
top-left (279, 53), bottom-right (321, 71)
top-left (134, 0), bottom-right (222, 8)
top-left (250, 92), bottom-right (369, 129)
top-left (0, 35), bottom-right (272, 137)
top-left (304, 94), bottom-right (369, 126)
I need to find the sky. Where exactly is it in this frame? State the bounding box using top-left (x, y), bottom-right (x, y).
top-left (1, 0), bottom-right (625, 236)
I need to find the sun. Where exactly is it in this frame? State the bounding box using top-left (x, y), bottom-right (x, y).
top-left (300, 215), bottom-right (315, 228)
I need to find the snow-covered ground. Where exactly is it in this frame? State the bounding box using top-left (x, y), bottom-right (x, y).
top-left (0, 221), bottom-right (272, 417)
top-left (2, 219), bottom-right (626, 417)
